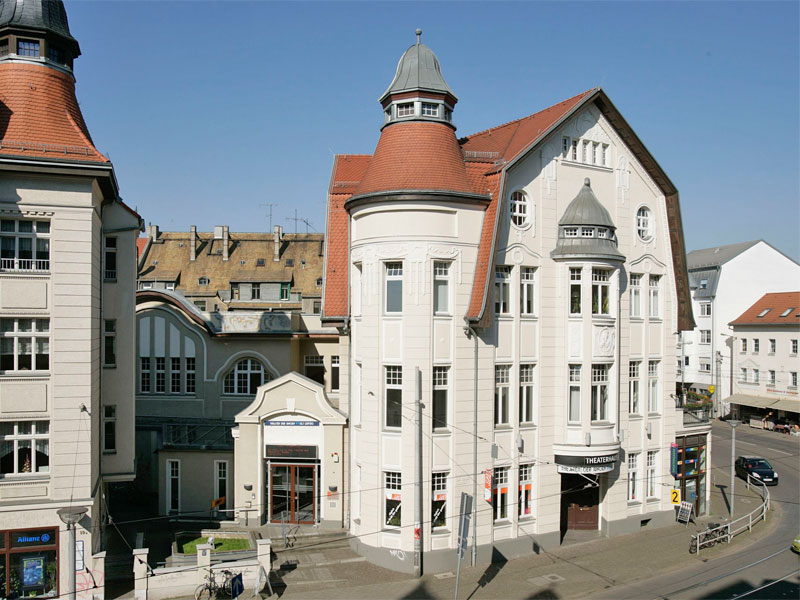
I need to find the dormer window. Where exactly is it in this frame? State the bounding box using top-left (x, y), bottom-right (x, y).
top-left (256, 258), bottom-right (265, 267)
top-left (17, 39), bottom-right (39, 57)
top-left (285, 258), bottom-right (294, 267)
top-left (597, 228), bottom-right (608, 238)
top-left (757, 308), bottom-right (771, 317)
top-left (444, 108), bottom-right (452, 122)
top-left (421, 103), bottom-right (439, 117)
top-left (781, 308), bottom-right (794, 317)
top-left (0, 39), bottom-right (9, 57)
top-left (700, 278), bottom-right (708, 289)
top-left (397, 103), bottom-right (414, 118)
top-left (581, 227), bottom-right (594, 238)
top-left (47, 44), bottom-right (63, 64)
top-left (198, 277), bottom-right (209, 286)
top-left (564, 227), bottom-right (578, 238)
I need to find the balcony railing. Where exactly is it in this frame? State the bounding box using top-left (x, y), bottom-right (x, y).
top-left (0, 257), bottom-right (50, 272)
top-left (682, 407), bottom-right (712, 427)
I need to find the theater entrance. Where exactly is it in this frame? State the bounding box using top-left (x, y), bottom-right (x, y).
top-left (268, 463), bottom-right (317, 524)
top-left (561, 474), bottom-right (599, 530)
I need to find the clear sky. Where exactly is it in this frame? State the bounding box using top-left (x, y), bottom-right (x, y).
top-left (66, 1), bottom-right (799, 260)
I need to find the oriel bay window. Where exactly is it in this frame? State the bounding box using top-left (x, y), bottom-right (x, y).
top-left (591, 364), bottom-right (610, 421)
top-left (385, 366), bottom-right (403, 429)
top-left (0, 319), bottom-right (49, 372)
top-left (431, 471), bottom-right (447, 530)
top-left (492, 467), bottom-right (509, 521)
top-left (494, 365), bottom-right (510, 426)
top-left (385, 471), bottom-right (402, 528)
top-left (0, 219), bottom-right (50, 272)
top-left (592, 269), bottom-right (611, 315)
top-left (0, 421), bottom-right (49, 476)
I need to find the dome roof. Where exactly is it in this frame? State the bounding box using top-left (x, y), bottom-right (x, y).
top-left (559, 178), bottom-right (616, 227)
top-left (379, 31), bottom-right (455, 103)
top-left (0, 0), bottom-right (78, 47)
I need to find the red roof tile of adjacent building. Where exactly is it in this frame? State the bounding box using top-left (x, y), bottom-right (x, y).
top-left (730, 292), bottom-right (800, 325)
top-left (0, 62), bottom-right (108, 163)
top-left (354, 122), bottom-right (473, 197)
top-left (136, 237), bottom-right (149, 258)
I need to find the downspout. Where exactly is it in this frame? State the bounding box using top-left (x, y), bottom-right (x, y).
top-left (464, 325), bottom-right (478, 566)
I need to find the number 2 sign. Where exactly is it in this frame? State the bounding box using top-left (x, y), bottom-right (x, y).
top-left (670, 489), bottom-right (681, 505)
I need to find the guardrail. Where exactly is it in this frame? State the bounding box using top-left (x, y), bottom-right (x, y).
top-left (690, 474), bottom-right (770, 553)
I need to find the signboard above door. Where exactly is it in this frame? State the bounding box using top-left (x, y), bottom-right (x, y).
top-left (265, 445), bottom-right (318, 459)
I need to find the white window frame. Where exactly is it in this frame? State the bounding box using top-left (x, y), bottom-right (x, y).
top-left (385, 366), bottom-right (403, 429)
top-left (648, 360), bottom-right (660, 413)
top-left (646, 451), bottom-right (657, 498)
top-left (421, 102), bottom-right (439, 117)
top-left (431, 471), bottom-right (448, 530)
top-left (741, 338), bottom-right (747, 353)
top-left (396, 102), bottom-right (414, 118)
top-left (140, 357), bottom-right (151, 393)
top-left (167, 459), bottom-right (180, 513)
top-left (494, 365), bottom-right (510, 426)
top-left (790, 372), bottom-right (798, 388)
top-left (519, 364), bottom-right (535, 424)
top-left (627, 452), bottom-right (639, 501)
top-left (753, 369), bottom-right (759, 384)
top-left (0, 218), bottom-right (50, 272)
top-left (0, 318), bottom-right (49, 373)
top-left (385, 471), bottom-right (402, 528)
top-left (564, 227), bottom-right (578, 238)
top-left (223, 358), bottom-right (271, 395)
top-left (699, 359), bottom-right (711, 373)
top-left (636, 207), bottom-right (653, 242)
top-left (509, 190), bottom-right (530, 228)
top-left (648, 275), bottom-right (661, 319)
top-left (519, 463), bottom-right (533, 518)
top-left (591, 364), bottom-right (610, 421)
top-left (769, 339), bottom-right (776, 354)
top-left (104, 236), bottom-right (117, 281)
top-left (331, 356), bottom-right (340, 392)
top-left (170, 357), bottom-right (181, 394)
top-left (568, 364), bottom-right (581, 423)
top-left (629, 274), bottom-right (642, 318)
top-left (592, 269), bottom-right (611, 316)
top-left (520, 267), bottom-right (536, 316)
top-left (753, 339), bottom-right (760, 353)
top-left (185, 357), bottom-right (196, 394)
top-left (768, 370), bottom-right (776, 386)
top-left (0, 420), bottom-right (50, 476)
top-left (492, 466), bottom-right (509, 522)
top-left (385, 262), bottom-right (403, 314)
top-left (569, 268), bottom-right (582, 315)
top-left (700, 330), bottom-right (711, 344)
top-left (433, 261), bottom-right (451, 315)
top-left (629, 361), bottom-right (640, 415)
top-left (155, 357), bottom-right (166, 393)
top-left (791, 339), bottom-right (798, 355)
top-left (699, 302), bottom-right (711, 317)
top-left (432, 366), bottom-right (449, 430)
top-left (740, 367), bottom-right (748, 383)
top-left (494, 266), bottom-right (511, 315)
top-left (214, 460), bottom-right (229, 512)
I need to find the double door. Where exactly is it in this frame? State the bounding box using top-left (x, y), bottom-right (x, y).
top-left (269, 464), bottom-right (316, 524)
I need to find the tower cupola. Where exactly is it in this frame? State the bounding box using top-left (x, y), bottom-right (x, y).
top-left (551, 178), bottom-right (625, 262)
top-left (0, 0), bottom-right (80, 72)
top-left (379, 30), bottom-right (458, 129)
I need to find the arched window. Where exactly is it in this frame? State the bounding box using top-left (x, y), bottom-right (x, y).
top-left (636, 207), bottom-right (652, 241)
top-left (223, 359), bottom-right (272, 395)
top-left (510, 191), bottom-right (530, 227)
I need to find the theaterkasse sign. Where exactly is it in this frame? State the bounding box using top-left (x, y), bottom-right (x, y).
top-left (554, 452), bottom-right (618, 474)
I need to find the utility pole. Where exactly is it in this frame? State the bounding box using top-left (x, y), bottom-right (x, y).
top-left (414, 367), bottom-right (423, 577)
top-left (716, 351), bottom-right (723, 416)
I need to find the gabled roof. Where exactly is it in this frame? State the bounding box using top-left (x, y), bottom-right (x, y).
top-left (0, 63), bottom-right (108, 163)
top-left (687, 240), bottom-right (761, 269)
top-left (730, 292), bottom-right (800, 326)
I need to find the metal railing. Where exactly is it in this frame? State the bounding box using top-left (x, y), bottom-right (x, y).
top-left (683, 407), bottom-right (712, 426)
top-left (691, 475), bottom-right (770, 553)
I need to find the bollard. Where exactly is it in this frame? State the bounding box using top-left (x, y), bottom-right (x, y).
top-left (257, 539), bottom-right (274, 596)
top-left (196, 543), bottom-right (213, 585)
top-left (132, 548), bottom-right (149, 600)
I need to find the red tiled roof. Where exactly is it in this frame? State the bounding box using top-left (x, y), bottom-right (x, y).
top-left (136, 236), bottom-right (148, 258)
top-left (323, 155), bottom-right (371, 318)
top-left (730, 292), bottom-right (800, 326)
top-left (354, 122), bottom-right (473, 196)
top-left (466, 172), bottom-right (501, 321)
top-left (461, 89), bottom-right (596, 167)
top-left (0, 62), bottom-right (108, 163)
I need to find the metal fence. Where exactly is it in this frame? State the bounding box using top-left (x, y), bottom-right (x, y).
top-left (691, 474), bottom-right (770, 553)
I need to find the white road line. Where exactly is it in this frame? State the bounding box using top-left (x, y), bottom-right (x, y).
top-left (737, 440), bottom-right (792, 455)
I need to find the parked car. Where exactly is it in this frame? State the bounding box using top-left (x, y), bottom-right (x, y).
top-left (734, 457), bottom-right (779, 485)
top-left (792, 533), bottom-right (800, 554)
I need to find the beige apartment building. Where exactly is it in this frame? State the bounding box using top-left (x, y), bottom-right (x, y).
top-left (0, 1), bottom-right (141, 597)
top-left (317, 34), bottom-right (705, 573)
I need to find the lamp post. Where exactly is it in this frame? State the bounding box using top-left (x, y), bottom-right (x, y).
top-left (727, 420), bottom-right (739, 518)
top-left (57, 506), bottom-right (88, 600)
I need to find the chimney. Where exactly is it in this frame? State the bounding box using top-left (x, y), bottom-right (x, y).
top-left (273, 225), bottom-right (283, 261)
top-left (222, 226), bottom-right (229, 261)
top-left (147, 223), bottom-right (159, 240)
top-left (189, 225), bottom-right (197, 262)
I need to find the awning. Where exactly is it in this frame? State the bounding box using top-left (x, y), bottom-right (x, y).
top-left (769, 398), bottom-right (800, 414)
top-left (724, 394), bottom-right (776, 409)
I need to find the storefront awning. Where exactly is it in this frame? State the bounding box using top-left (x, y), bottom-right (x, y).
top-left (724, 394), bottom-right (776, 409)
top-left (769, 398), bottom-right (800, 414)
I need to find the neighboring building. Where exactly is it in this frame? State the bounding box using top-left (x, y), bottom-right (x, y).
top-left (0, 1), bottom-right (141, 597)
top-left (683, 240), bottom-right (800, 414)
top-left (134, 227), bottom-right (340, 517)
top-left (308, 33), bottom-right (701, 573)
top-left (137, 224), bottom-right (324, 315)
top-left (725, 292), bottom-right (800, 423)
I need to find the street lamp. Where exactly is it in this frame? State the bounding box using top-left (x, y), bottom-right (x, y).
top-left (727, 420), bottom-right (739, 518)
top-left (57, 506), bottom-right (88, 600)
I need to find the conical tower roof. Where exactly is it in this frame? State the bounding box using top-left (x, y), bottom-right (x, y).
top-left (0, 0), bottom-right (79, 54)
top-left (380, 31), bottom-right (456, 103)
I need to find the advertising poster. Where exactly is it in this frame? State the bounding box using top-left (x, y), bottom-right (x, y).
top-left (23, 557), bottom-right (44, 587)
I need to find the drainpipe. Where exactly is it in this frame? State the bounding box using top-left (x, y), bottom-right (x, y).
top-left (465, 325), bottom-right (478, 566)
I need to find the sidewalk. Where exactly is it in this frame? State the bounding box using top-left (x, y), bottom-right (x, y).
top-left (261, 474), bottom-right (777, 599)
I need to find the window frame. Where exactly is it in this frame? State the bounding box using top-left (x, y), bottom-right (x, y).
top-left (223, 358), bottom-right (271, 395)
top-left (0, 420), bottom-right (50, 477)
top-left (432, 366), bottom-right (449, 430)
top-left (629, 274), bottom-right (642, 318)
top-left (636, 207), bottom-right (653, 242)
top-left (494, 266), bottom-right (511, 315)
top-left (140, 357), bottom-right (151, 393)
top-left (384, 366), bottom-right (403, 429)
top-left (518, 463), bottom-right (534, 518)
top-left (431, 471), bottom-right (448, 530)
top-left (384, 471), bottom-right (402, 528)
top-left (385, 262), bottom-right (403, 314)
top-left (166, 459), bottom-right (180, 513)
top-left (519, 364), bottom-right (535, 424)
top-left (494, 365), bottom-right (510, 427)
top-left (591, 364), bottom-right (610, 421)
top-left (629, 361), bottom-right (640, 415)
top-left (568, 364), bottom-right (581, 423)
top-left (569, 268), bottom-right (582, 315)
top-left (492, 466), bottom-right (509, 522)
top-left (421, 102), bottom-right (439, 117)
top-left (103, 406), bottom-right (117, 454)
top-left (0, 318), bottom-right (50, 373)
top-left (104, 236), bottom-right (117, 281)
top-left (396, 103), bottom-right (414, 118)
top-left (700, 330), bottom-right (711, 344)
top-left (185, 357), bottom-right (196, 394)
top-left (627, 452), bottom-right (639, 502)
top-left (648, 360), bottom-right (660, 413)
top-left (591, 269), bottom-right (611, 316)
top-left (648, 275), bottom-right (661, 319)
top-left (509, 190), bottom-right (530, 228)
top-left (330, 356), bottom-right (340, 392)
top-left (646, 451), bottom-right (657, 498)
top-left (0, 218), bottom-right (50, 273)
top-left (520, 267), bottom-right (536, 316)
top-left (699, 302), bottom-right (711, 317)
top-left (433, 261), bottom-right (451, 315)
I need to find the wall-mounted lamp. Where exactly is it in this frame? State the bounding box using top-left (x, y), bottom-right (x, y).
top-left (243, 483), bottom-right (253, 491)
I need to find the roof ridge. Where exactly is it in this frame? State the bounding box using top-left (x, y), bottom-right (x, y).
top-left (462, 88), bottom-right (598, 141)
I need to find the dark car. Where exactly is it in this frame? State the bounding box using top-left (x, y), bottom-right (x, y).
top-left (735, 456), bottom-right (779, 486)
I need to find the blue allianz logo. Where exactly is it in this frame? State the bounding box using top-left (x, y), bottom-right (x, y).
top-left (41, 533), bottom-right (50, 542)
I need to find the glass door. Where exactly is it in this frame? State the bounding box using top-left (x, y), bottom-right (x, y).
top-left (269, 464), bottom-right (316, 524)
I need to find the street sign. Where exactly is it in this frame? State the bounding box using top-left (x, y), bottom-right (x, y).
top-left (669, 443), bottom-right (679, 477)
top-left (211, 496), bottom-right (226, 508)
top-left (670, 488), bottom-right (681, 505)
top-left (456, 493), bottom-right (472, 558)
top-left (230, 572), bottom-right (244, 599)
top-left (708, 385), bottom-right (715, 394)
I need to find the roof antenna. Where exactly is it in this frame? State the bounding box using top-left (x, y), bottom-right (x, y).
top-left (416, 28), bottom-right (422, 44)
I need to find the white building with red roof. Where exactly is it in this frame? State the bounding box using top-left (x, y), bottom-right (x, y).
top-left (725, 292), bottom-right (800, 425)
top-left (318, 31), bottom-right (701, 572)
top-left (0, 1), bottom-right (142, 597)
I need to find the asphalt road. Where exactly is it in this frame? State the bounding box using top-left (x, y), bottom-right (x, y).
top-left (599, 420), bottom-right (800, 599)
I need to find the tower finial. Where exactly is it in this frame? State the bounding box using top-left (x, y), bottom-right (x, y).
top-left (416, 29), bottom-right (422, 44)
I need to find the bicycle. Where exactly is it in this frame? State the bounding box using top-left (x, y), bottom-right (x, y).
top-left (194, 568), bottom-right (237, 600)
top-left (689, 522), bottom-right (727, 554)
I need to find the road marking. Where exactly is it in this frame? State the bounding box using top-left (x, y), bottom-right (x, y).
top-left (737, 440), bottom-right (792, 455)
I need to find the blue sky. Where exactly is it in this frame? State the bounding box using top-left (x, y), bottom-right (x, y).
top-left (67, 1), bottom-right (799, 260)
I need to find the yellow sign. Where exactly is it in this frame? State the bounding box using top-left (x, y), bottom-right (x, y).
top-left (708, 385), bottom-right (715, 394)
top-left (211, 496), bottom-right (226, 508)
top-left (670, 489), bottom-right (681, 505)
